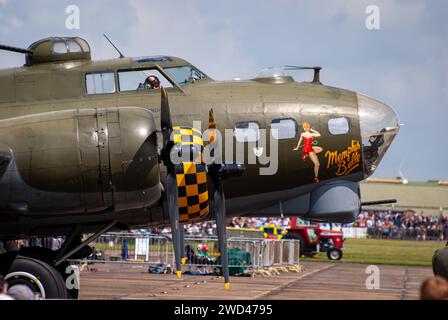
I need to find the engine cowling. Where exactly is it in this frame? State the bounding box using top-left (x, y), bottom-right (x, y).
top-left (0, 107), bottom-right (161, 214)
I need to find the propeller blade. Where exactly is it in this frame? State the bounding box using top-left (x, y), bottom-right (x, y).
top-left (207, 108), bottom-right (219, 159)
top-left (214, 179), bottom-right (229, 289)
top-left (180, 223), bottom-right (186, 265)
top-left (166, 167), bottom-right (182, 279)
top-left (208, 107), bottom-right (230, 288)
top-left (208, 108), bottom-right (216, 129)
top-left (160, 87), bottom-right (173, 147)
top-left (160, 88), bottom-right (182, 279)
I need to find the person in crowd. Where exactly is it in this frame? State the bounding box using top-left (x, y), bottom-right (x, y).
top-left (0, 275), bottom-right (14, 300)
top-left (420, 276), bottom-right (448, 300)
top-left (433, 242), bottom-right (448, 281)
top-left (7, 284), bottom-right (36, 300)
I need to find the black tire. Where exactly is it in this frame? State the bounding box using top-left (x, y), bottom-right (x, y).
top-left (56, 260), bottom-right (79, 299)
top-left (283, 233), bottom-right (305, 257)
top-left (18, 246), bottom-right (78, 299)
top-left (6, 255), bottom-right (69, 299)
top-left (327, 248), bottom-right (343, 260)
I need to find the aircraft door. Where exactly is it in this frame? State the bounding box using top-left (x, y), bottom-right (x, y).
top-left (95, 108), bottom-right (114, 208)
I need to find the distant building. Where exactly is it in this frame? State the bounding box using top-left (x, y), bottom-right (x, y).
top-left (360, 178), bottom-right (448, 216)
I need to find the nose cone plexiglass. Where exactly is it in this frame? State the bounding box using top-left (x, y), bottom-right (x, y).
top-left (357, 93), bottom-right (400, 178)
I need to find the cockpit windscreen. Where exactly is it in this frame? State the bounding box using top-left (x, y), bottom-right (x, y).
top-left (164, 66), bottom-right (206, 85)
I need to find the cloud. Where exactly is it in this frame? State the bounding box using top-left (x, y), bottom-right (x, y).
top-left (0, 15), bottom-right (24, 35)
top-left (126, 0), bottom-right (256, 80)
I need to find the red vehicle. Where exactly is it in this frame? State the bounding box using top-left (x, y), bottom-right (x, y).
top-left (283, 217), bottom-right (344, 260)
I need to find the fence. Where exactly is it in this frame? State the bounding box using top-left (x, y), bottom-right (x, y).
top-left (72, 233), bottom-right (300, 275)
top-left (342, 227), bottom-right (368, 239)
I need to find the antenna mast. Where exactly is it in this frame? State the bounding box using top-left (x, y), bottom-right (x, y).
top-left (103, 34), bottom-right (125, 58)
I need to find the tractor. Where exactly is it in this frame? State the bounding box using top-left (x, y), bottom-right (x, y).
top-left (283, 217), bottom-right (344, 260)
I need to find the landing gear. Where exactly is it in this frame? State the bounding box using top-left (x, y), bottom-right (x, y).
top-left (6, 255), bottom-right (68, 299)
top-left (0, 247), bottom-right (78, 299)
top-left (0, 221), bottom-right (116, 299)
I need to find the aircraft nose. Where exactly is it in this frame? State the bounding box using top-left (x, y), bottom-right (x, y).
top-left (357, 93), bottom-right (400, 178)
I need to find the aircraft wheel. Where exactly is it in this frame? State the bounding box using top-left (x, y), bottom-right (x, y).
top-left (17, 247), bottom-right (79, 299)
top-left (327, 248), bottom-right (343, 260)
top-left (6, 255), bottom-right (69, 299)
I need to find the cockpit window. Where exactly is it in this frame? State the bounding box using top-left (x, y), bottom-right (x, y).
top-left (53, 42), bottom-right (67, 54)
top-left (67, 40), bottom-right (82, 53)
top-left (52, 38), bottom-right (89, 54)
top-left (118, 69), bottom-right (173, 92)
top-left (328, 117), bottom-right (350, 135)
top-left (86, 72), bottom-right (115, 94)
top-left (164, 66), bottom-right (206, 85)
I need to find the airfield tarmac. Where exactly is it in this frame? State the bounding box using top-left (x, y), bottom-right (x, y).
top-left (78, 261), bottom-right (432, 300)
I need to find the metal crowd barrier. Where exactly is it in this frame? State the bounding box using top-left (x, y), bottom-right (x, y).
top-left (69, 233), bottom-right (301, 275)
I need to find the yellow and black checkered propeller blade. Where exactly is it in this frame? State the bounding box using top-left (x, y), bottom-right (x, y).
top-left (208, 108), bottom-right (216, 140)
top-left (208, 108), bottom-right (230, 289)
top-left (166, 164), bottom-right (182, 279)
top-left (160, 87), bottom-right (173, 148)
top-left (159, 88), bottom-right (183, 279)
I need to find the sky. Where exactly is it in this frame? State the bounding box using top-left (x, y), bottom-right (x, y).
top-left (0, 0), bottom-right (447, 181)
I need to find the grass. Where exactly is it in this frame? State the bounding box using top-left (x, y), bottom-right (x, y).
top-left (301, 238), bottom-right (445, 267)
top-left (91, 237), bottom-right (445, 267)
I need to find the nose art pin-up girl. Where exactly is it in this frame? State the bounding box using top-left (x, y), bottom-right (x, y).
top-left (293, 122), bottom-right (323, 184)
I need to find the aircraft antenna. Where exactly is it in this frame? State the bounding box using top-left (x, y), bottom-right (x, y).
top-left (284, 66), bottom-right (322, 84)
top-left (103, 34), bottom-right (125, 58)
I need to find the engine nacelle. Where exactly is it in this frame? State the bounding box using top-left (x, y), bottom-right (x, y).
top-left (246, 181), bottom-right (360, 224)
top-left (0, 107), bottom-right (161, 214)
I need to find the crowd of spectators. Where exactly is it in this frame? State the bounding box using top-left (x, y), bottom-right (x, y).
top-left (352, 210), bottom-right (448, 241)
top-left (171, 210), bottom-right (448, 241)
top-left (157, 217), bottom-right (292, 238)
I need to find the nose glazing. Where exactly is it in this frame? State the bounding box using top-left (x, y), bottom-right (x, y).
top-left (357, 93), bottom-right (400, 178)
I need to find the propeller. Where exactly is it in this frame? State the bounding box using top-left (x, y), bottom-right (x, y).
top-left (159, 92), bottom-right (245, 286)
top-left (160, 87), bottom-right (183, 279)
top-left (207, 109), bottom-right (244, 289)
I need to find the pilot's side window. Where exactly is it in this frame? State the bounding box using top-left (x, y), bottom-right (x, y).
top-left (118, 69), bottom-right (173, 92)
top-left (270, 118), bottom-right (297, 139)
top-left (85, 72), bottom-right (115, 95)
top-left (234, 121), bottom-right (260, 142)
top-left (328, 117), bottom-right (350, 135)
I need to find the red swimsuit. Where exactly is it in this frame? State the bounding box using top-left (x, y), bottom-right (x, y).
top-left (302, 136), bottom-right (314, 156)
top-left (300, 135), bottom-right (320, 184)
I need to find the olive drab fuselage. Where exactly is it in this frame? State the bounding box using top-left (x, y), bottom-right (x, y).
top-left (0, 37), bottom-right (399, 238)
